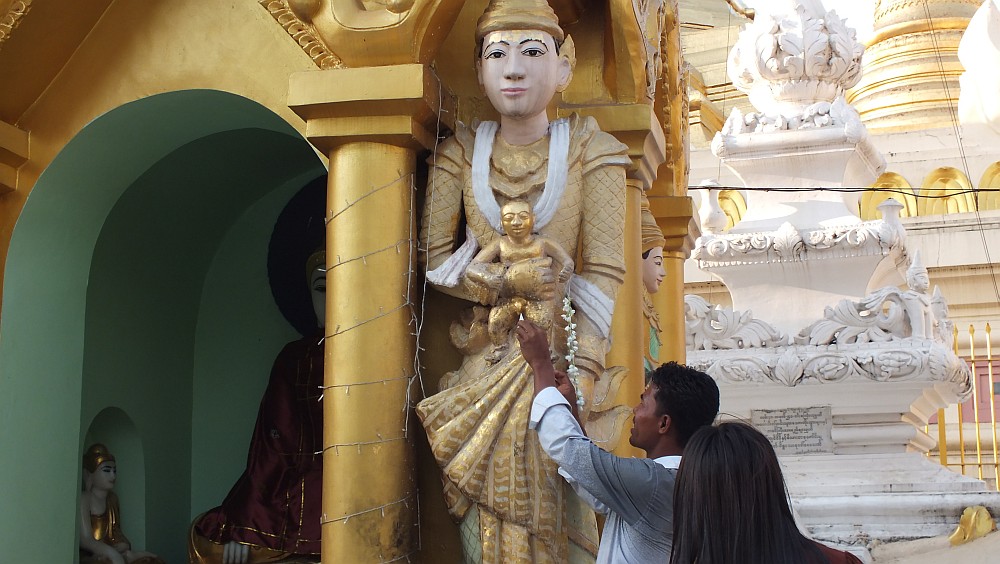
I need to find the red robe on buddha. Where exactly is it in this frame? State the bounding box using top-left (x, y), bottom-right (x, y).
top-left (194, 335), bottom-right (324, 556)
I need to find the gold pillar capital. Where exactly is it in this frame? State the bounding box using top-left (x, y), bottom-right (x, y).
top-left (563, 103), bottom-right (665, 191)
top-left (648, 195), bottom-right (698, 259)
top-left (0, 120), bottom-right (28, 194)
top-left (288, 63), bottom-right (453, 153)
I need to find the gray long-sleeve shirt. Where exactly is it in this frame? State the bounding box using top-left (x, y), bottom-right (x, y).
top-left (529, 387), bottom-right (678, 564)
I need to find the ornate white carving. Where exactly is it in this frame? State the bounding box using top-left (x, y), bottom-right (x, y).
top-left (696, 182), bottom-right (729, 235)
top-left (693, 215), bottom-right (904, 266)
top-left (723, 96), bottom-right (864, 135)
top-left (684, 295), bottom-right (788, 350)
top-left (727, 0), bottom-right (864, 119)
top-left (687, 339), bottom-right (971, 396)
top-left (686, 247), bottom-right (970, 398)
top-left (797, 250), bottom-right (950, 346)
top-left (959, 0), bottom-right (1000, 137)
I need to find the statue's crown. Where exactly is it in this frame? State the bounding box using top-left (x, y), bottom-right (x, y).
top-left (476, 0), bottom-right (564, 43)
top-left (83, 443), bottom-right (116, 473)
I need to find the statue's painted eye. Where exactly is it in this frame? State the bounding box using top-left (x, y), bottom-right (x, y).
top-left (522, 47), bottom-right (546, 57)
top-left (484, 47), bottom-right (507, 59)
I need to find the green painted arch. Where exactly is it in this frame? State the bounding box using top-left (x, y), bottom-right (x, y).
top-left (0, 90), bottom-right (325, 562)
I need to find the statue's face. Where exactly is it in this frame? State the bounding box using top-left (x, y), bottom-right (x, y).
top-left (478, 30), bottom-right (569, 121)
top-left (92, 461), bottom-right (117, 491)
top-left (642, 246), bottom-right (666, 294)
top-left (909, 270), bottom-right (929, 294)
top-left (310, 266), bottom-right (326, 329)
top-left (500, 201), bottom-right (534, 241)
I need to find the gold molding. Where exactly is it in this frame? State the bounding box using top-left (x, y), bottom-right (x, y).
top-left (978, 162), bottom-right (1000, 211)
top-left (0, 0), bottom-right (32, 49)
top-left (258, 0), bottom-right (344, 69)
top-left (861, 172), bottom-right (917, 220)
top-left (918, 167), bottom-right (975, 215)
top-left (718, 189), bottom-right (744, 230)
top-left (288, 63), bottom-right (451, 152)
top-left (0, 119), bottom-right (27, 193)
top-left (868, 17), bottom-right (976, 46)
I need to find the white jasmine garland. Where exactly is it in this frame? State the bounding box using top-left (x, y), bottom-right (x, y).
top-left (562, 296), bottom-right (585, 409)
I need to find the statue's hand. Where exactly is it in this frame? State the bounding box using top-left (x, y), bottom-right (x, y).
top-left (223, 541), bottom-right (250, 564)
top-left (502, 257), bottom-right (555, 301)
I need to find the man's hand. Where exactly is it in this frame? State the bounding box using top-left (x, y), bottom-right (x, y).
top-left (516, 319), bottom-right (550, 368)
top-left (554, 369), bottom-right (586, 428)
top-left (516, 320), bottom-right (557, 395)
top-left (553, 370), bottom-right (579, 408)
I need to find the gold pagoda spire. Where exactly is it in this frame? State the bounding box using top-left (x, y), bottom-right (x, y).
top-left (848, 0), bottom-right (980, 133)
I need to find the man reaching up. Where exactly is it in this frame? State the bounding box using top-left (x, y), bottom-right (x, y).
top-left (517, 319), bottom-right (720, 563)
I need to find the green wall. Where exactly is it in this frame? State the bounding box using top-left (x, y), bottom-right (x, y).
top-left (0, 90), bottom-right (324, 562)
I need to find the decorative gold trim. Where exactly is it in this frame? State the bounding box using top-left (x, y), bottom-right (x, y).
top-left (918, 167), bottom-right (975, 215)
top-left (258, 0), bottom-right (343, 70)
top-left (868, 17), bottom-right (975, 47)
top-left (718, 189), bottom-right (744, 231)
top-left (861, 172), bottom-right (917, 220)
top-left (978, 163), bottom-right (1000, 211)
top-left (0, 0), bottom-right (32, 48)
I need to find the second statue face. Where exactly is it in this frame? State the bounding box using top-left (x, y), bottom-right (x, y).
top-left (478, 30), bottom-right (570, 122)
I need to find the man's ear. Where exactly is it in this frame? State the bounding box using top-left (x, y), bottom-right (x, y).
top-left (658, 413), bottom-right (672, 436)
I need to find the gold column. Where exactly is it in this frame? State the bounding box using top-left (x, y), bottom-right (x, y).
top-left (607, 178), bottom-right (645, 457)
top-left (289, 64), bottom-right (447, 563)
top-left (568, 104), bottom-right (665, 456)
top-left (0, 120), bottom-right (28, 193)
top-left (647, 0), bottom-right (696, 364)
top-left (649, 197), bottom-right (698, 363)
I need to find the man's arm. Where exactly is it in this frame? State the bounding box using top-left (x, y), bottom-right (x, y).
top-left (517, 320), bottom-right (661, 525)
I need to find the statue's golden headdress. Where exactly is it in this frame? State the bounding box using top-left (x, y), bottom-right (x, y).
top-left (476, 0), bottom-right (565, 43)
top-left (641, 196), bottom-right (666, 253)
top-left (83, 443), bottom-right (115, 473)
top-left (306, 248), bottom-right (326, 285)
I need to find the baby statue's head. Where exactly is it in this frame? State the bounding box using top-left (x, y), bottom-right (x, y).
top-left (500, 200), bottom-right (535, 241)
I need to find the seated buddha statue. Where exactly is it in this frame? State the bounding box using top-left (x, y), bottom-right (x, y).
top-left (79, 443), bottom-right (165, 564)
top-left (188, 250), bottom-right (325, 564)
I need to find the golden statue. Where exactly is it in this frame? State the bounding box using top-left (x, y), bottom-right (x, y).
top-left (416, 0), bottom-right (629, 561)
top-left (79, 444), bottom-right (165, 564)
top-left (640, 195), bottom-right (666, 379)
top-left (467, 199), bottom-right (575, 363)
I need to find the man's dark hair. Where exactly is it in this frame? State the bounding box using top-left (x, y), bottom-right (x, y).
top-left (649, 362), bottom-right (719, 447)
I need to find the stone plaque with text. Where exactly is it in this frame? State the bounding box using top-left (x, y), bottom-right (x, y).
top-left (750, 406), bottom-right (833, 455)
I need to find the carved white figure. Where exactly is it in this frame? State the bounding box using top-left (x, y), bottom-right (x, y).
top-left (959, 0), bottom-right (1000, 136)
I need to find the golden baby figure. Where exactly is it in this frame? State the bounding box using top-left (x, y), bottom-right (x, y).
top-left (467, 199), bottom-right (575, 363)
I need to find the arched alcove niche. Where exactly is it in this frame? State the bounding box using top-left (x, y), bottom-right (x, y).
top-left (0, 90), bottom-right (325, 563)
top-left (82, 408), bottom-right (147, 548)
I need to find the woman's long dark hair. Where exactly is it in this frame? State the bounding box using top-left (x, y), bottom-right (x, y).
top-left (670, 422), bottom-right (829, 564)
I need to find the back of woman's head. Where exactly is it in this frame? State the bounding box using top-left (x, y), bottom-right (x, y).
top-left (670, 422), bottom-right (827, 564)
